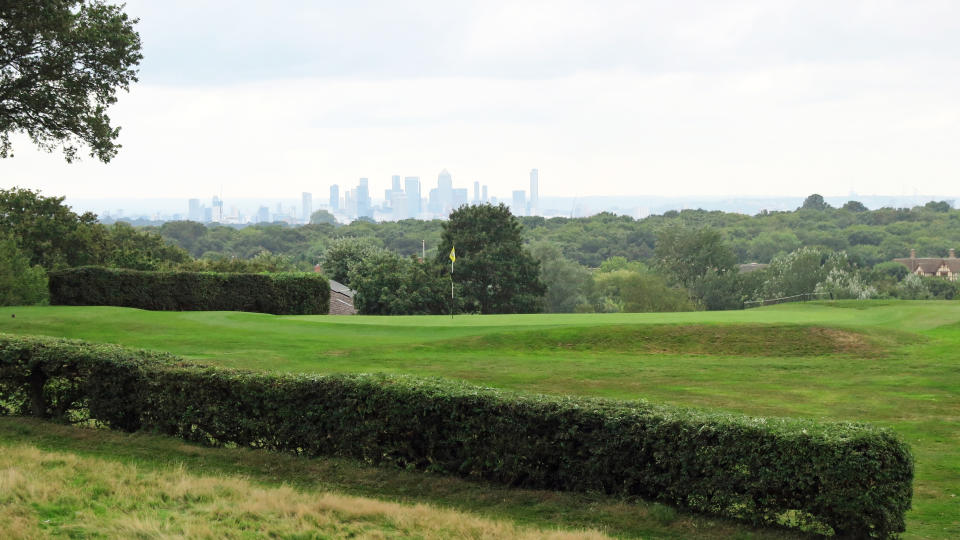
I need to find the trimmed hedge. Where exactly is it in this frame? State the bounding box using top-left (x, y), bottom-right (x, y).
top-left (48, 266), bottom-right (329, 315)
top-left (0, 334), bottom-right (913, 538)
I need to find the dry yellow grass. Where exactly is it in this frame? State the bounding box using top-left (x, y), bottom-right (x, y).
top-left (0, 444), bottom-right (611, 539)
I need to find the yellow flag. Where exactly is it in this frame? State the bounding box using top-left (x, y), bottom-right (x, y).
top-left (449, 246), bottom-right (456, 262)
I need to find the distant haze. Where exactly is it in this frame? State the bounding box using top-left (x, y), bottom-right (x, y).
top-left (3, 1), bottom-right (959, 202)
top-left (71, 194), bottom-right (954, 224)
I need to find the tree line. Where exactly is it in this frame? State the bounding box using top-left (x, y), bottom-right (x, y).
top-left (4, 187), bottom-right (960, 312)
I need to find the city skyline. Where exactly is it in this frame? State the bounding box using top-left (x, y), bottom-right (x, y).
top-left (178, 167), bottom-right (546, 225)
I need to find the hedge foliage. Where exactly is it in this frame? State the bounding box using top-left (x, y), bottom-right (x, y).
top-left (48, 266), bottom-right (329, 315)
top-left (0, 334), bottom-right (913, 538)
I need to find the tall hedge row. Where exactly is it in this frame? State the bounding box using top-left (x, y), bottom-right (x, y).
top-left (0, 333), bottom-right (913, 538)
top-left (48, 266), bottom-right (329, 315)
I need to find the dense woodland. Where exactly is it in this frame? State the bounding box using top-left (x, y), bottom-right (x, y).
top-left (4, 188), bottom-right (960, 313)
top-left (147, 197), bottom-right (958, 269)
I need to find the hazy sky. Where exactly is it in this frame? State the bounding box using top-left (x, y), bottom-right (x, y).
top-left (3, 1), bottom-right (959, 200)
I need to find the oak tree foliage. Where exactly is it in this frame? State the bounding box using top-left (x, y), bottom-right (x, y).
top-left (0, 187), bottom-right (188, 270)
top-left (436, 204), bottom-right (545, 314)
top-left (1, 1), bottom-right (142, 162)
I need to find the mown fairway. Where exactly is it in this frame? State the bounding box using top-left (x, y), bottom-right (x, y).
top-left (2, 300), bottom-right (959, 538)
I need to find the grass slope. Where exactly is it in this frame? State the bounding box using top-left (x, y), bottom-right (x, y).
top-left (1, 300), bottom-right (959, 538)
top-left (0, 418), bottom-right (801, 540)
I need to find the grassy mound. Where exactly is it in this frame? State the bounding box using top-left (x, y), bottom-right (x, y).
top-left (434, 324), bottom-right (889, 357)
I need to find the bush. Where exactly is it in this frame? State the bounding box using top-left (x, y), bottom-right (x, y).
top-left (0, 334), bottom-right (913, 538)
top-left (0, 235), bottom-right (48, 306)
top-left (593, 270), bottom-right (694, 313)
top-left (815, 268), bottom-right (878, 300)
top-left (894, 274), bottom-right (931, 300)
top-left (48, 266), bottom-right (329, 315)
top-left (348, 252), bottom-right (450, 315)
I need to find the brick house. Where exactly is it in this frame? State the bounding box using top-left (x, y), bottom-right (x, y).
top-left (893, 249), bottom-right (960, 281)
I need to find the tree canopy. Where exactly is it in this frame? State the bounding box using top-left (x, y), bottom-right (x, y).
top-left (655, 225), bottom-right (736, 289)
top-left (1, 1), bottom-right (142, 162)
top-left (0, 187), bottom-right (188, 270)
top-left (436, 204), bottom-right (545, 314)
top-left (801, 194), bottom-right (831, 211)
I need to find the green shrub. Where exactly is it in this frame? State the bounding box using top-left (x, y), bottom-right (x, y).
top-left (47, 266), bottom-right (329, 315)
top-left (0, 334), bottom-right (913, 538)
top-left (0, 235), bottom-right (48, 306)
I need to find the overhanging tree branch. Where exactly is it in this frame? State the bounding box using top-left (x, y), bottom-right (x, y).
top-left (0, 1), bottom-right (141, 162)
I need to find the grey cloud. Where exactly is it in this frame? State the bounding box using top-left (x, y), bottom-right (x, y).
top-left (125, 1), bottom-right (960, 84)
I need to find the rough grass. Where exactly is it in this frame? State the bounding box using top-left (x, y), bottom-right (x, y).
top-left (0, 442), bottom-right (614, 540)
top-left (0, 418), bottom-right (805, 540)
top-left (2, 300), bottom-right (960, 538)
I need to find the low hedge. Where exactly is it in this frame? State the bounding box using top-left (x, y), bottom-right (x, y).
top-left (0, 334), bottom-right (913, 538)
top-left (48, 266), bottom-right (329, 315)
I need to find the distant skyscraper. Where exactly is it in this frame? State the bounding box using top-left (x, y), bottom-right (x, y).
top-left (404, 176), bottom-right (421, 216)
top-left (529, 168), bottom-right (539, 215)
top-left (188, 198), bottom-right (201, 221)
top-left (390, 191), bottom-right (408, 221)
top-left (482, 185), bottom-right (488, 203)
top-left (301, 192), bottom-right (312, 223)
top-left (392, 175), bottom-right (402, 192)
top-left (211, 196), bottom-right (223, 222)
top-left (329, 185), bottom-right (340, 211)
top-left (257, 205), bottom-right (270, 223)
top-left (452, 188), bottom-right (468, 209)
top-left (202, 207), bottom-right (213, 222)
top-left (473, 181), bottom-right (480, 204)
top-left (356, 178), bottom-right (372, 218)
top-left (437, 169), bottom-right (453, 214)
top-left (512, 190), bottom-right (527, 216)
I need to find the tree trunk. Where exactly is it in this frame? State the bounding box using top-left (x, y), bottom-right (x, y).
top-left (28, 366), bottom-right (47, 418)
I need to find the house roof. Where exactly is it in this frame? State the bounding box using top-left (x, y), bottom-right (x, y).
top-left (329, 279), bottom-right (355, 298)
top-left (893, 257), bottom-right (960, 274)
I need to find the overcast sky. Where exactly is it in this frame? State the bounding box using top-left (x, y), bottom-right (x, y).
top-left (3, 0), bottom-right (959, 201)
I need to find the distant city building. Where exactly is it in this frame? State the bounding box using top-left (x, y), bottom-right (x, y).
top-left (473, 181), bottom-right (480, 204)
top-left (391, 175), bottom-right (402, 193)
top-left (202, 207), bottom-right (213, 222)
top-left (257, 205), bottom-right (270, 223)
top-left (329, 184), bottom-right (340, 211)
top-left (512, 190), bottom-right (527, 216)
top-left (390, 191), bottom-right (408, 220)
top-left (212, 196), bottom-right (223, 222)
top-left (452, 188), bottom-right (468, 209)
top-left (188, 198), bottom-right (201, 221)
top-left (405, 176), bottom-right (421, 216)
top-left (437, 169), bottom-right (453, 214)
top-left (301, 192), bottom-right (312, 223)
top-left (356, 178), bottom-right (372, 218)
top-left (529, 168), bottom-right (539, 215)
top-left (482, 185), bottom-right (488, 203)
